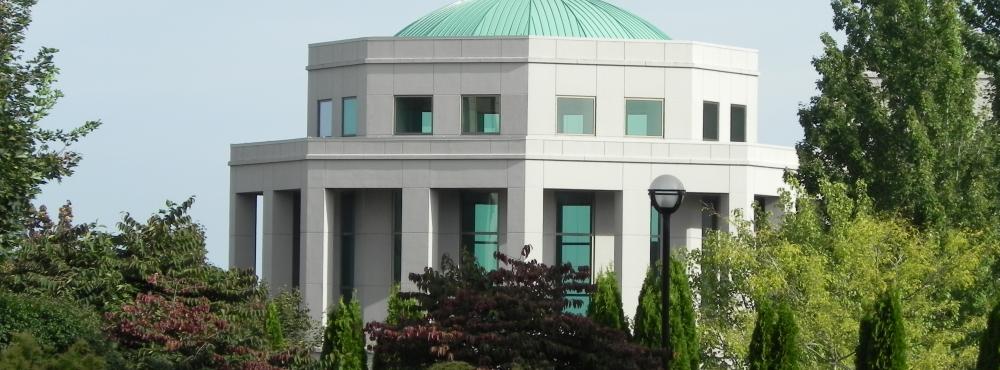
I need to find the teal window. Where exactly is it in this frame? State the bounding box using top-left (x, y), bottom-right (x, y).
top-left (461, 192), bottom-right (500, 270)
top-left (557, 97), bottom-right (596, 135)
top-left (730, 104), bottom-right (746, 142)
top-left (342, 97), bottom-right (358, 137)
top-left (318, 99), bottom-right (333, 137)
top-left (650, 207), bottom-right (661, 263)
top-left (462, 96), bottom-right (501, 134)
top-left (395, 96), bottom-right (433, 134)
top-left (557, 193), bottom-right (593, 315)
top-left (626, 99), bottom-right (664, 137)
top-left (340, 192), bottom-right (356, 301)
top-left (392, 190), bottom-right (402, 284)
top-left (703, 101), bottom-right (719, 141)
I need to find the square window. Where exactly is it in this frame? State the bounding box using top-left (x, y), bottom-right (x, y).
top-left (317, 99), bottom-right (333, 137)
top-left (703, 101), bottom-right (719, 141)
top-left (342, 97), bottom-right (358, 137)
top-left (625, 99), bottom-right (664, 137)
top-left (462, 96), bottom-right (501, 134)
top-left (557, 97), bottom-right (596, 135)
top-left (730, 104), bottom-right (746, 142)
top-left (395, 96), bottom-right (433, 135)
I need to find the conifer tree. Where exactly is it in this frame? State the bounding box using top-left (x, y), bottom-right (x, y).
top-left (856, 288), bottom-right (907, 370)
top-left (587, 268), bottom-right (627, 332)
top-left (977, 301), bottom-right (1000, 370)
top-left (632, 260), bottom-right (699, 370)
top-left (264, 302), bottom-right (284, 350)
top-left (385, 284), bottom-right (422, 327)
top-left (748, 300), bottom-right (801, 370)
top-left (321, 296), bottom-right (367, 370)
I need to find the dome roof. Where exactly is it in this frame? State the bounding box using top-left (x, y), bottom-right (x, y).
top-left (396, 0), bottom-right (669, 41)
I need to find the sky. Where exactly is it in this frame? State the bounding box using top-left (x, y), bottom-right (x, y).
top-left (25, 1), bottom-right (835, 268)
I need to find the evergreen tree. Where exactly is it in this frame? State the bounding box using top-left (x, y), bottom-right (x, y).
top-left (632, 260), bottom-right (699, 370)
top-left (322, 296), bottom-right (367, 370)
top-left (265, 301), bottom-right (285, 349)
top-left (977, 301), bottom-right (1000, 370)
top-left (587, 268), bottom-right (627, 332)
top-left (385, 284), bottom-right (422, 327)
top-left (856, 288), bottom-right (907, 370)
top-left (747, 300), bottom-right (801, 370)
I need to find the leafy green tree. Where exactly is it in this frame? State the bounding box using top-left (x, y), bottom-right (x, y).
top-left (321, 296), bottom-right (366, 370)
top-left (747, 300), bottom-right (801, 370)
top-left (0, 0), bottom-right (100, 251)
top-left (797, 0), bottom-right (998, 228)
top-left (271, 289), bottom-right (320, 348)
top-left (587, 268), bottom-right (627, 332)
top-left (0, 292), bottom-right (102, 352)
top-left (631, 260), bottom-right (698, 370)
top-left (695, 180), bottom-right (995, 368)
top-left (0, 333), bottom-right (106, 370)
top-left (266, 302), bottom-right (286, 349)
top-left (856, 288), bottom-right (907, 370)
top-left (963, 0), bottom-right (1000, 115)
top-left (977, 300), bottom-right (1000, 370)
top-left (385, 284), bottom-right (422, 327)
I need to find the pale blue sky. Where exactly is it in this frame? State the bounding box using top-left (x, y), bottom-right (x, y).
top-left (26, 1), bottom-right (834, 267)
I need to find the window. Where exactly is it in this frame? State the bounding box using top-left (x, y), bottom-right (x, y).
top-left (557, 193), bottom-right (593, 315)
top-left (462, 96), bottom-right (501, 134)
top-left (342, 97), bottom-right (358, 137)
top-left (703, 101), bottom-right (719, 141)
top-left (340, 192), bottom-right (356, 300)
top-left (730, 104), bottom-right (746, 142)
top-left (318, 99), bottom-right (333, 137)
top-left (460, 192), bottom-right (500, 270)
top-left (557, 97), bottom-right (596, 135)
top-left (626, 99), bottom-right (664, 137)
top-left (392, 190), bottom-right (402, 284)
top-left (395, 96), bottom-right (433, 135)
top-left (701, 195), bottom-right (721, 237)
top-left (650, 207), bottom-right (661, 264)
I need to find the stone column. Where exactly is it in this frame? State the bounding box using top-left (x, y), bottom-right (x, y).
top-left (229, 193), bottom-right (257, 271)
top-left (263, 190), bottom-right (295, 294)
top-left (400, 187), bottom-right (436, 291)
top-left (505, 160), bottom-right (545, 262)
top-left (299, 187), bottom-right (332, 322)
top-left (616, 189), bottom-right (652, 319)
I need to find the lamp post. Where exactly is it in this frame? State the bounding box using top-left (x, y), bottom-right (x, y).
top-left (648, 175), bottom-right (686, 368)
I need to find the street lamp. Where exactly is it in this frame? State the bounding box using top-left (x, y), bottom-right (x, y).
top-left (648, 174), bottom-right (685, 367)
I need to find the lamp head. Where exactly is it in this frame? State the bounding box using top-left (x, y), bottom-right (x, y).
top-left (649, 174), bottom-right (686, 213)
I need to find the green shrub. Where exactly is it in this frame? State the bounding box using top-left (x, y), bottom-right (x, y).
top-left (265, 301), bottom-right (285, 349)
top-left (856, 288), bottom-right (907, 370)
top-left (0, 292), bottom-right (102, 352)
top-left (426, 361), bottom-right (476, 370)
top-left (587, 269), bottom-right (627, 332)
top-left (322, 296), bottom-right (367, 370)
top-left (272, 289), bottom-right (317, 347)
top-left (386, 284), bottom-right (423, 327)
top-left (0, 333), bottom-right (107, 370)
top-left (632, 260), bottom-right (698, 369)
top-left (977, 301), bottom-right (1000, 370)
top-left (748, 300), bottom-right (800, 370)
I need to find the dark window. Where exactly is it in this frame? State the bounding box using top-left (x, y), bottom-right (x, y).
top-left (730, 104), bottom-right (746, 142)
top-left (557, 192), bottom-right (593, 315)
top-left (392, 190), bottom-right (402, 284)
top-left (650, 207), bottom-right (661, 264)
top-left (701, 195), bottom-right (721, 237)
top-left (557, 97), bottom-right (596, 134)
top-left (318, 99), bottom-right (333, 137)
top-left (462, 96), bottom-right (501, 134)
top-left (703, 101), bottom-right (719, 141)
top-left (626, 99), bottom-right (664, 137)
top-left (460, 192), bottom-right (500, 270)
top-left (395, 96), bottom-right (433, 134)
top-left (340, 192), bottom-right (356, 300)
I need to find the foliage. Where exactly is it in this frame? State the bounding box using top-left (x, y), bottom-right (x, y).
top-left (321, 296), bottom-right (366, 370)
top-left (747, 299), bottom-right (801, 370)
top-left (0, 0), bottom-right (100, 251)
top-left (797, 0), bottom-right (999, 228)
top-left (587, 268), bottom-right (627, 332)
top-left (630, 260), bottom-right (698, 370)
top-left (425, 362), bottom-right (476, 370)
top-left (694, 180), bottom-right (998, 368)
top-left (856, 288), bottom-right (907, 370)
top-left (0, 333), bottom-right (106, 370)
top-left (977, 300), bottom-right (1000, 370)
top-left (0, 292), bottom-right (102, 352)
top-left (366, 248), bottom-right (661, 369)
top-left (271, 289), bottom-right (319, 348)
top-left (385, 284), bottom-right (423, 327)
top-left (963, 0), bottom-right (1000, 116)
top-left (266, 302), bottom-right (286, 350)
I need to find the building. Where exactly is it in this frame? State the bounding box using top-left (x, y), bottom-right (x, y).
top-left (228, 0), bottom-right (798, 323)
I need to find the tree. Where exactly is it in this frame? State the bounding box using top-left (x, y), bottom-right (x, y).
top-left (385, 284), bottom-right (422, 327)
top-left (366, 249), bottom-right (661, 369)
top-left (747, 300), bottom-right (800, 370)
top-left (587, 268), bottom-right (627, 332)
top-left (977, 300), bottom-right (1000, 370)
top-left (963, 0), bottom-right (1000, 116)
top-left (633, 264), bottom-right (662, 348)
top-left (856, 288), bottom-right (907, 370)
top-left (321, 296), bottom-right (366, 370)
top-left (694, 180), bottom-right (995, 368)
top-left (797, 0), bottom-right (998, 228)
top-left (266, 302), bottom-right (286, 350)
top-left (631, 260), bottom-right (699, 370)
top-left (0, 0), bottom-right (100, 251)
top-left (0, 333), bottom-right (107, 370)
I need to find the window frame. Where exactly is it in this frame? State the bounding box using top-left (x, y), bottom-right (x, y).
top-left (461, 95), bottom-right (502, 135)
top-left (341, 96), bottom-right (358, 137)
top-left (394, 95), bottom-right (435, 135)
top-left (730, 104), bottom-right (747, 143)
top-left (317, 99), bottom-right (334, 138)
top-left (702, 101), bottom-right (720, 142)
top-left (624, 97), bottom-right (665, 138)
top-left (556, 96), bottom-right (597, 136)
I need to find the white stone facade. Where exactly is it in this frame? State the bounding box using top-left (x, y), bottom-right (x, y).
top-left (229, 36), bottom-right (798, 323)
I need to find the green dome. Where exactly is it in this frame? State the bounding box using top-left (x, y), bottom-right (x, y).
top-left (396, 0), bottom-right (669, 40)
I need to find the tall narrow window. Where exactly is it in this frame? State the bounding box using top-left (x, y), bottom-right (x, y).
top-left (342, 97), bottom-right (358, 137)
top-left (395, 96), bottom-right (433, 135)
top-left (626, 99), bottom-right (664, 137)
top-left (318, 99), bottom-right (333, 137)
top-left (392, 190), bottom-right (402, 284)
top-left (730, 104), bottom-right (746, 142)
top-left (340, 192), bottom-right (356, 301)
top-left (703, 101), bottom-right (719, 141)
top-left (557, 97), bottom-right (596, 135)
top-left (557, 193), bottom-right (593, 315)
top-left (460, 192), bottom-right (500, 270)
top-left (701, 195), bottom-right (721, 237)
top-left (462, 96), bottom-right (501, 134)
top-left (649, 207), bottom-right (661, 264)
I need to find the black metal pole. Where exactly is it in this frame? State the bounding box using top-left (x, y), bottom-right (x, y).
top-left (660, 210), bottom-right (671, 368)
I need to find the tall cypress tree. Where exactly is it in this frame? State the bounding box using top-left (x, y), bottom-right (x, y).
top-left (264, 301), bottom-right (285, 350)
top-left (632, 260), bottom-right (699, 370)
top-left (977, 301), bottom-right (1000, 370)
top-left (856, 288), bottom-right (907, 370)
top-left (321, 296), bottom-right (367, 370)
top-left (748, 300), bottom-right (801, 370)
top-left (587, 269), bottom-right (627, 332)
